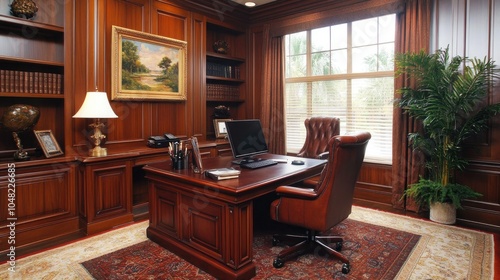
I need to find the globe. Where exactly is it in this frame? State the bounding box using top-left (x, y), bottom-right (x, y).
top-left (1, 104), bottom-right (40, 160)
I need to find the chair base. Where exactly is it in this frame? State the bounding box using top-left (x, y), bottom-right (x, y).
top-left (272, 230), bottom-right (351, 274)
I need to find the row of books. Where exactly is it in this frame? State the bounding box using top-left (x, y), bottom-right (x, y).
top-left (207, 84), bottom-right (240, 100)
top-left (0, 70), bottom-right (63, 95)
top-left (207, 62), bottom-right (241, 79)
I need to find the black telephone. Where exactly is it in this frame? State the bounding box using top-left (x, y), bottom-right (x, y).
top-left (164, 133), bottom-right (176, 140)
top-left (147, 133), bottom-right (179, 148)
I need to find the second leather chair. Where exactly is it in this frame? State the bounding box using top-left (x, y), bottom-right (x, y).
top-left (297, 116), bottom-right (340, 186)
top-left (297, 116), bottom-right (340, 159)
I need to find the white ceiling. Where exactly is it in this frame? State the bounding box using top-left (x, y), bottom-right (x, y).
top-left (231, 0), bottom-right (277, 7)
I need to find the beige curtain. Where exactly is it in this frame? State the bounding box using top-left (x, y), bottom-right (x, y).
top-left (392, 0), bottom-right (432, 211)
top-left (261, 24), bottom-right (286, 155)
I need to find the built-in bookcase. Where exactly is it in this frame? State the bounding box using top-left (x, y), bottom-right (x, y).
top-left (0, 4), bottom-right (65, 158)
top-left (205, 21), bottom-right (246, 139)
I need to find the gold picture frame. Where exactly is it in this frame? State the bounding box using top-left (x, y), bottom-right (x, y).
top-left (111, 25), bottom-right (187, 101)
top-left (34, 130), bottom-right (63, 158)
top-left (213, 119), bottom-right (232, 138)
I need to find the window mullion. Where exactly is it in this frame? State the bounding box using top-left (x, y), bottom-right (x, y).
top-left (306, 30), bottom-right (312, 117)
top-left (346, 22), bottom-right (353, 131)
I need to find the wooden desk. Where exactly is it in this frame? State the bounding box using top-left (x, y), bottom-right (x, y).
top-left (144, 154), bottom-right (326, 280)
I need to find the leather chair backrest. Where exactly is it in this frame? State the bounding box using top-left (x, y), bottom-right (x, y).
top-left (313, 132), bottom-right (371, 230)
top-left (297, 117), bottom-right (340, 159)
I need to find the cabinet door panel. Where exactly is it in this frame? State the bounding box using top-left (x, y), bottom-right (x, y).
top-left (0, 167), bottom-right (75, 223)
top-left (181, 193), bottom-right (224, 260)
top-left (156, 188), bottom-right (178, 237)
top-left (89, 164), bottom-right (131, 220)
top-left (0, 163), bottom-right (78, 257)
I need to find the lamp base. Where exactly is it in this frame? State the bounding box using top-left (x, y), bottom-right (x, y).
top-left (90, 146), bottom-right (107, 157)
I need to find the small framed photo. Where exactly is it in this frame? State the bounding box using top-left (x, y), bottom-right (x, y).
top-left (213, 119), bottom-right (232, 139)
top-left (34, 130), bottom-right (63, 158)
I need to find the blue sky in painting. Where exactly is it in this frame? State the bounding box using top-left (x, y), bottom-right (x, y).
top-left (125, 39), bottom-right (179, 72)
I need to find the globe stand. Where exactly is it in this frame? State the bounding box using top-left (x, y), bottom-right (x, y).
top-left (12, 132), bottom-right (30, 161)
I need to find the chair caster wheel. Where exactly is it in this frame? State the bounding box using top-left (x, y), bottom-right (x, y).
top-left (341, 263), bottom-right (350, 274)
top-left (273, 258), bottom-right (284, 268)
top-left (272, 237), bottom-right (280, 246)
top-left (335, 242), bottom-right (342, 251)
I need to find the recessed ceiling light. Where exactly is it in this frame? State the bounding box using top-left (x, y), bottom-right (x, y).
top-left (245, 2), bottom-right (256, 7)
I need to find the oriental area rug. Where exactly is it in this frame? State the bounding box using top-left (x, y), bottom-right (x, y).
top-left (0, 206), bottom-right (493, 279)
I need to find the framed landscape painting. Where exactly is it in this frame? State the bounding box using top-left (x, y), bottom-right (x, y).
top-left (111, 26), bottom-right (187, 101)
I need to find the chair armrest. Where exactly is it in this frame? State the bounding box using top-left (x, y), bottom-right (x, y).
top-left (275, 185), bottom-right (318, 199)
top-left (317, 152), bottom-right (329, 159)
top-left (300, 178), bottom-right (318, 188)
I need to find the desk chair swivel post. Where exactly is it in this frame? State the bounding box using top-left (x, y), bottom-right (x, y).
top-left (269, 132), bottom-right (371, 274)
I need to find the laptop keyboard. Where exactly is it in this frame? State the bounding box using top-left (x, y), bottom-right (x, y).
top-left (240, 159), bottom-right (278, 169)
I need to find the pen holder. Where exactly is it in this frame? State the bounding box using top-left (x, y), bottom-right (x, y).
top-left (171, 155), bottom-right (185, 170)
top-left (169, 141), bottom-right (188, 170)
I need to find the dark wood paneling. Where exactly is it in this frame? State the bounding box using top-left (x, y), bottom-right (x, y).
top-left (456, 162), bottom-right (500, 231)
top-left (191, 14), bottom-right (206, 137)
top-left (164, 0), bottom-right (250, 26)
top-left (152, 2), bottom-right (191, 138)
top-left (248, 26), bottom-right (263, 119)
top-left (104, 0), bottom-right (151, 144)
top-left (354, 163), bottom-right (393, 208)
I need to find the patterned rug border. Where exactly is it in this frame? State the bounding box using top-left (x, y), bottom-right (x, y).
top-left (0, 206), bottom-right (494, 279)
top-left (349, 207), bottom-right (494, 280)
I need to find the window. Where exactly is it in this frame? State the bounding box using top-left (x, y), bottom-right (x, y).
top-left (284, 14), bottom-right (395, 164)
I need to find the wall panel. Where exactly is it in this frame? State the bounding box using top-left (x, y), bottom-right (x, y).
top-left (152, 2), bottom-right (191, 138)
top-left (104, 0), bottom-right (151, 144)
top-left (191, 14), bottom-right (207, 137)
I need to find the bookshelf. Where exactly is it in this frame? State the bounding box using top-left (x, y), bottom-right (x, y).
top-left (0, 4), bottom-right (65, 157)
top-left (205, 21), bottom-right (246, 139)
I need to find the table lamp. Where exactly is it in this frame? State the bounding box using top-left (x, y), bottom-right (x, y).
top-left (73, 90), bottom-right (118, 157)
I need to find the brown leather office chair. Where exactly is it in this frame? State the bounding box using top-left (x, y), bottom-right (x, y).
top-left (297, 117), bottom-right (340, 159)
top-left (270, 132), bottom-right (371, 274)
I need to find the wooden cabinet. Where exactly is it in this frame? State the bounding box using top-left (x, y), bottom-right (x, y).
top-left (77, 154), bottom-right (135, 235)
top-left (0, 1), bottom-right (67, 158)
top-left (205, 21), bottom-right (246, 139)
top-left (0, 159), bottom-right (80, 260)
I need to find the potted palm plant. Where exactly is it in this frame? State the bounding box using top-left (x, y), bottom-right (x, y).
top-left (395, 47), bottom-right (500, 224)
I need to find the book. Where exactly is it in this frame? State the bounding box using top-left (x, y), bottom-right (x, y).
top-left (205, 168), bottom-right (241, 180)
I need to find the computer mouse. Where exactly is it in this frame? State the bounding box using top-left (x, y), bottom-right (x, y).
top-left (291, 160), bottom-right (305, 165)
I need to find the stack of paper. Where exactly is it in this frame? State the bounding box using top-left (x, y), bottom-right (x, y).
top-left (205, 168), bottom-right (241, 180)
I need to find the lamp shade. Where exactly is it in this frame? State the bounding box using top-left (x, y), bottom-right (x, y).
top-left (73, 91), bottom-right (118, 119)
